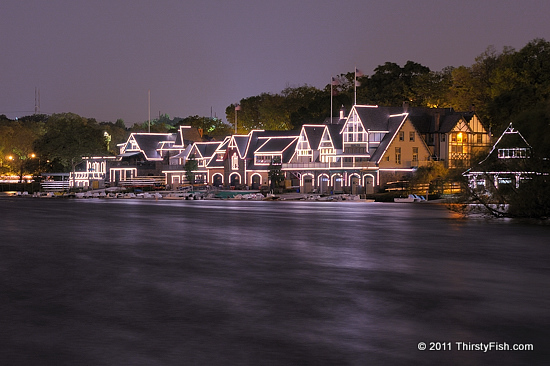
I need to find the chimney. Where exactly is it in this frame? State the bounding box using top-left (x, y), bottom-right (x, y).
top-left (470, 104), bottom-right (476, 112)
top-left (402, 101), bottom-right (409, 113)
top-left (435, 111), bottom-right (440, 132)
top-left (339, 105), bottom-right (346, 120)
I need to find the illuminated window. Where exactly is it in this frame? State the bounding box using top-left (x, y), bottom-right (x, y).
top-left (412, 147), bottom-right (418, 162)
top-left (231, 153), bottom-right (238, 170)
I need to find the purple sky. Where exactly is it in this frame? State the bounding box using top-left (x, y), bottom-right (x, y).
top-left (1, 0), bottom-right (549, 125)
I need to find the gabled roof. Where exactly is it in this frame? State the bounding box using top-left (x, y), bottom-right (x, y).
top-left (301, 125), bottom-right (325, 150)
top-left (206, 137), bottom-right (231, 168)
top-left (196, 141), bottom-right (222, 159)
top-left (125, 133), bottom-right (177, 160)
top-left (370, 113), bottom-right (409, 163)
top-left (406, 107), bottom-right (480, 134)
top-left (467, 124), bottom-right (532, 174)
top-left (233, 135), bottom-right (250, 158)
top-left (175, 126), bottom-right (203, 146)
top-left (481, 124), bottom-right (531, 163)
top-left (256, 137), bottom-right (298, 153)
top-left (244, 130), bottom-right (299, 170)
top-left (352, 105), bottom-right (393, 131)
top-left (439, 114), bottom-right (464, 133)
top-left (326, 124), bottom-right (342, 150)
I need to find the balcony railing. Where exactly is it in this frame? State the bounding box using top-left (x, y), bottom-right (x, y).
top-left (282, 161), bottom-right (377, 170)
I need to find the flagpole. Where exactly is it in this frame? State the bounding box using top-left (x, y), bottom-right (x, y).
top-left (353, 66), bottom-right (357, 105)
top-left (331, 76), bottom-right (333, 124)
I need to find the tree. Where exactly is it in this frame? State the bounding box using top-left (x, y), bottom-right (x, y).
top-left (99, 120), bottom-right (128, 155)
top-left (34, 113), bottom-right (109, 175)
top-left (268, 156), bottom-right (285, 193)
top-left (409, 162), bottom-right (449, 196)
top-left (184, 154), bottom-right (198, 185)
top-left (175, 115), bottom-right (232, 138)
top-left (359, 61), bottom-right (431, 106)
top-left (225, 85), bottom-right (326, 133)
top-left (487, 39), bottom-right (550, 132)
top-left (0, 122), bottom-right (42, 181)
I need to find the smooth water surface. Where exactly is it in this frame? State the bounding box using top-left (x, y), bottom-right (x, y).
top-left (0, 198), bottom-right (549, 365)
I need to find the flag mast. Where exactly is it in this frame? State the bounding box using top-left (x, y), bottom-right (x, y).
top-left (331, 76), bottom-right (339, 124)
top-left (354, 67), bottom-right (363, 105)
top-left (331, 76), bottom-right (333, 123)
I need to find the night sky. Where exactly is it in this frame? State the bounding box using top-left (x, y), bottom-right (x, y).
top-left (1, 0), bottom-right (549, 125)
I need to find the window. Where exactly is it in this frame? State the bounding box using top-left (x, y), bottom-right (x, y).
top-left (498, 148), bottom-right (529, 159)
top-left (477, 134), bottom-right (482, 144)
top-left (452, 145), bottom-right (463, 153)
top-left (231, 153), bottom-right (238, 170)
top-left (399, 131), bottom-right (404, 141)
top-left (395, 147), bottom-right (401, 164)
top-left (370, 133), bottom-right (384, 142)
top-left (412, 147), bottom-right (418, 162)
top-left (441, 134), bottom-right (446, 142)
top-left (409, 131), bottom-right (415, 142)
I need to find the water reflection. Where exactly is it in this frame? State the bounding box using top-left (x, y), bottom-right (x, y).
top-left (0, 198), bottom-right (548, 365)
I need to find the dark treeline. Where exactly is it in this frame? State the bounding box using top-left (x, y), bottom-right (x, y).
top-left (0, 113), bottom-right (231, 176)
top-left (1, 38), bottom-right (549, 178)
top-left (226, 38), bottom-right (550, 156)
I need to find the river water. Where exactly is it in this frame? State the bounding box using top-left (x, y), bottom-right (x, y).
top-left (0, 198), bottom-right (548, 365)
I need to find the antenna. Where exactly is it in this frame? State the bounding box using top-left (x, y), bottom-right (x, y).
top-left (34, 87), bottom-right (40, 114)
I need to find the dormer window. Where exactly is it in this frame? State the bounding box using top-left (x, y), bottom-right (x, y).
top-left (498, 148), bottom-right (529, 159)
top-left (343, 120), bottom-right (366, 143)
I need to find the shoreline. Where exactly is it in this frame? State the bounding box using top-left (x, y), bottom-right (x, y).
top-left (0, 189), bottom-right (448, 204)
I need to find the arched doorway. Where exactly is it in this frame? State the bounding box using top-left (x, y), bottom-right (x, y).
top-left (319, 174), bottom-right (329, 194)
top-left (212, 174), bottom-right (223, 187)
top-left (364, 175), bottom-right (374, 194)
top-left (333, 174), bottom-right (343, 193)
top-left (350, 175), bottom-right (360, 195)
top-left (303, 175), bottom-right (313, 193)
top-left (251, 175), bottom-right (261, 190)
top-left (230, 173), bottom-right (240, 187)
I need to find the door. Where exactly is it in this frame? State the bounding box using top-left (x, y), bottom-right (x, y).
top-left (251, 175), bottom-right (260, 190)
top-left (364, 175), bottom-right (374, 194)
top-left (304, 176), bottom-right (313, 193)
top-left (213, 174), bottom-right (222, 187)
top-left (230, 174), bottom-right (240, 187)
